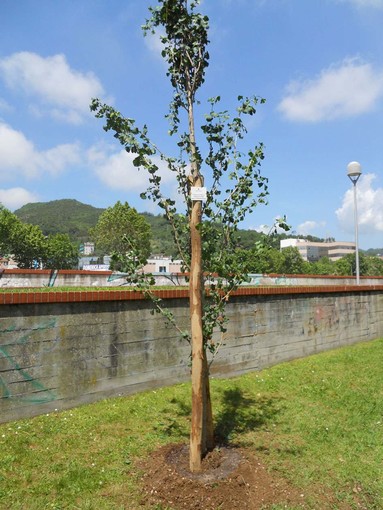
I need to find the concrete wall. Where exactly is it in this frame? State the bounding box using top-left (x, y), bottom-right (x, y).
top-left (1, 286), bottom-right (383, 423)
top-left (1, 268), bottom-right (383, 288)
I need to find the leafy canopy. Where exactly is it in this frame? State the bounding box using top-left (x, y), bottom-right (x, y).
top-left (0, 206), bottom-right (79, 269)
top-left (90, 0), bottom-right (283, 350)
top-left (90, 201), bottom-right (152, 271)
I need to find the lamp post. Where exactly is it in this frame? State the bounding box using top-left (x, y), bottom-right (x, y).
top-left (347, 161), bottom-right (362, 285)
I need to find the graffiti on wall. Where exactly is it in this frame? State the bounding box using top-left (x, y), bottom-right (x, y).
top-left (0, 318), bottom-right (57, 404)
top-left (303, 303), bottom-right (342, 336)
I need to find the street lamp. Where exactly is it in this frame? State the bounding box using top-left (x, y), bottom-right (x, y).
top-left (347, 161), bottom-right (362, 285)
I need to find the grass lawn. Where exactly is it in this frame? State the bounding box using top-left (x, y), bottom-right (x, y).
top-left (0, 338), bottom-right (382, 509)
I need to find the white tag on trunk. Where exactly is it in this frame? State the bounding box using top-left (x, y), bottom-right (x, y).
top-left (190, 187), bottom-right (207, 201)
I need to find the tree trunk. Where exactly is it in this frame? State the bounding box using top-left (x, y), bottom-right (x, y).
top-left (189, 198), bottom-right (214, 472)
top-left (189, 197), bottom-right (205, 472)
top-left (187, 86), bottom-right (214, 472)
top-left (203, 353), bottom-right (215, 451)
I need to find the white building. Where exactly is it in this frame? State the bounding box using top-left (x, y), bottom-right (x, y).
top-left (82, 242), bottom-right (95, 255)
top-left (142, 256), bottom-right (183, 273)
top-left (0, 256), bottom-right (18, 269)
top-left (280, 239), bottom-right (355, 262)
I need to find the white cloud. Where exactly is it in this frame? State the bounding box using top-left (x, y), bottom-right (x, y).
top-left (278, 59), bottom-right (383, 122)
top-left (0, 52), bottom-right (106, 124)
top-left (296, 220), bottom-right (326, 236)
top-left (252, 224), bottom-right (270, 234)
top-left (336, 173), bottom-right (383, 233)
top-left (88, 147), bottom-right (149, 191)
top-left (337, 0), bottom-right (383, 8)
top-left (144, 31), bottom-right (165, 57)
top-left (0, 122), bottom-right (81, 178)
top-left (0, 188), bottom-right (39, 211)
top-left (0, 97), bottom-right (12, 113)
top-left (87, 144), bottom-right (176, 192)
top-left (0, 122), bottom-right (38, 177)
top-left (251, 217), bottom-right (290, 235)
top-left (40, 143), bottom-right (82, 176)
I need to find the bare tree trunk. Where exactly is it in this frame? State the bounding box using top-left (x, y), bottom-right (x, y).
top-left (188, 88), bottom-right (214, 472)
top-left (189, 196), bottom-right (205, 472)
top-left (203, 353), bottom-right (214, 451)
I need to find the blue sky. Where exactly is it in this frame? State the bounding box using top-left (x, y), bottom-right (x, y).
top-left (1, 0), bottom-right (383, 249)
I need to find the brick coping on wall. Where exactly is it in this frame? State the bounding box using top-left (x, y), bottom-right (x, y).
top-left (2, 284), bottom-right (383, 305)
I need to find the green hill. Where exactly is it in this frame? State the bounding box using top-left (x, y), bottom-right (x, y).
top-left (13, 199), bottom-right (267, 255)
top-left (14, 199), bottom-right (178, 252)
top-left (141, 213), bottom-right (180, 256)
top-left (15, 199), bottom-right (379, 257)
top-left (14, 199), bottom-right (104, 244)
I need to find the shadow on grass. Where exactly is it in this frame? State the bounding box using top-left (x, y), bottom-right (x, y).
top-left (214, 387), bottom-right (282, 445)
top-left (156, 387), bottom-right (282, 446)
top-left (152, 397), bottom-right (191, 439)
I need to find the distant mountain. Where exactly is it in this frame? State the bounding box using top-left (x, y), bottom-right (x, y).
top-left (14, 199), bottom-right (178, 252)
top-left (14, 199), bottom-right (381, 255)
top-left (13, 199), bottom-right (267, 254)
top-left (141, 212), bottom-right (178, 256)
top-left (363, 247), bottom-right (383, 257)
top-left (14, 199), bottom-right (105, 243)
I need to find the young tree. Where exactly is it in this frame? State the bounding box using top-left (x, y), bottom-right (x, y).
top-left (90, 201), bottom-right (151, 271)
top-left (91, 0), bottom-right (280, 471)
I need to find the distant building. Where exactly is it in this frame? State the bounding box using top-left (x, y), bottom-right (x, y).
top-left (79, 254), bottom-right (111, 270)
top-left (0, 257), bottom-right (9, 269)
top-left (142, 256), bottom-right (183, 273)
top-left (280, 239), bottom-right (355, 262)
top-left (79, 255), bottom-right (183, 273)
top-left (79, 242), bottom-right (95, 255)
top-left (0, 256), bottom-right (18, 269)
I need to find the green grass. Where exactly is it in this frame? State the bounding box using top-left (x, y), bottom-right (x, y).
top-left (1, 339), bottom-right (382, 509)
top-left (0, 286), bottom-right (135, 292)
top-left (0, 286), bottom-right (189, 293)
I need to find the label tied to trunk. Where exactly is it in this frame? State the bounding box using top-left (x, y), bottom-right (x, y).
top-left (190, 187), bottom-right (207, 201)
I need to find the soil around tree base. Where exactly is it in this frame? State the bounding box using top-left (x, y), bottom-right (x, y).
top-left (139, 443), bottom-right (309, 509)
top-left (138, 443), bottom-right (371, 509)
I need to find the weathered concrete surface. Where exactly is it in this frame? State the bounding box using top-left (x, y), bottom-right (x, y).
top-left (1, 268), bottom-right (383, 288)
top-left (0, 269), bottom-right (188, 288)
top-left (1, 289), bottom-right (382, 423)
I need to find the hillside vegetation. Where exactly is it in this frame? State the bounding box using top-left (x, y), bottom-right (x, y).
top-left (14, 199), bottom-right (274, 255)
top-left (14, 199), bottom-right (383, 257)
top-left (15, 199), bottom-right (104, 244)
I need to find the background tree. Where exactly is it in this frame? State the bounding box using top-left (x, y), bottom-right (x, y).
top-left (365, 255), bottom-right (383, 276)
top-left (42, 233), bottom-right (79, 269)
top-left (0, 206), bottom-right (20, 256)
top-left (0, 205), bottom-right (79, 269)
top-left (11, 222), bottom-right (47, 269)
top-left (92, 0), bottom-right (287, 471)
top-left (308, 256), bottom-right (335, 275)
top-left (90, 201), bottom-right (152, 271)
top-left (239, 244), bottom-right (282, 274)
top-left (278, 246), bottom-right (307, 274)
top-left (334, 252), bottom-right (368, 277)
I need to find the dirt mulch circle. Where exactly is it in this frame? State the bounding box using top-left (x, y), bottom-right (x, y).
top-left (139, 443), bottom-right (312, 509)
